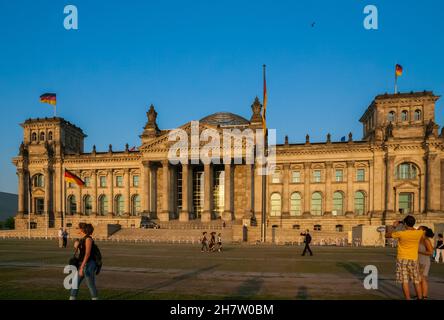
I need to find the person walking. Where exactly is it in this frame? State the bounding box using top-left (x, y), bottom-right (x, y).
top-left (217, 233), bottom-right (222, 252)
top-left (385, 215), bottom-right (425, 300)
top-left (300, 230), bottom-right (313, 256)
top-left (418, 226), bottom-right (434, 299)
top-left (200, 232), bottom-right (208, 252)
top-left (62, 229), bottom-right (69, 248)
top-left (69, 223), bottom-right (99, 300)
top-left (58, 228), bottom-right (64, 248)
top-left (435, 234), bottom-right (444, 263)
top-left (209, 232), bottom-right (216, 252)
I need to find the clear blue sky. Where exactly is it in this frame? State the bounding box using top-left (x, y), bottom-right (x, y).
top-left (0, 0), bottom-right (443, 194)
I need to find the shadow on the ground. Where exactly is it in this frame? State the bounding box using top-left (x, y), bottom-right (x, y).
top-left (223, 277), bottom-right (264, 299)
top-left (296, 286), bottom-right (309, 300)
top-left (106, 264), bottom-right (221, 300)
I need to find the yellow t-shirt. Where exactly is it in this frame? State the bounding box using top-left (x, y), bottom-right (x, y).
top-left (392, 229), bottom-right (424, 261)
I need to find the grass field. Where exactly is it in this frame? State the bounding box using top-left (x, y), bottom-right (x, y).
top-left (1, 239), bottom-right (444, 300)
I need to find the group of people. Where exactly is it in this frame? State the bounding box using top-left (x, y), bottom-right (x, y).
top-left (385, 215), bottom-right (443, 300)
top-left (200, 231), bottom-right (223, 252)
top-left (57, 228), bottom-right (69, 248)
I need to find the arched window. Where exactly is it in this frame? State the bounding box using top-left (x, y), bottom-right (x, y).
top-left (98, 195), bottom-right (108, 215)
top-left (40, 132), bottom-right (45, 141)
top-left (131, 195), bottom-right (141, 216)
top-left (48, 131), bottom-right (53, 141)
top-left (270, 193), bottom-right (281, 216)
top-left (32, 132), bottom-right (37, 142)
top-left (83, 195), bottom-right (92, 215)
top-left (115, 195), bottom-right (124, 215)
top-left (290, 192), bottom-right (302, 216)
top-left (67, 195), bottom-right (77, 215)
top-left (401, 110), bottom-right (408, 122)
top-left (396, 163), bottom-right (418, 180)
top-left (414, 109), bottom-right (421, 121)
top-left (387, 111), bottom-right (395, 122)
top-left (355, 191), bottom-right (365, 215)
top-left (336, 225), bottom-right (344, 232)
top-left (311, 192), bottom-right (322, 216)
top-left (332, 191), bottom-right (344, 215)
top-left (33, 174), bottom-right (44, 187)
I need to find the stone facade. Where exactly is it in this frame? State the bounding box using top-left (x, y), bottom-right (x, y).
top-left (12, 91), bottom-right (444, 242)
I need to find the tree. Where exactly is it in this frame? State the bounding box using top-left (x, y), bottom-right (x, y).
top-left (4, 217), bottom-right (15, 230)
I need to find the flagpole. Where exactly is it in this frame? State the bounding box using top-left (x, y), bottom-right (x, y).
top-left (394, 73), bottom-right (398, 94)
top-left (261, 64), bottom-right (268, 243)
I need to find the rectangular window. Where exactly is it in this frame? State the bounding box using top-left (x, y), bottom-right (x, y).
top-left (116, 176), bottom-right (123, 187)
top-left (84, 177), bottom-right (91, 187)
top-left (272, 171), bottom-right (281, 183)
top-left (133, 175), bottom-right (139, 187)
top-left (313, 170), bottom-right (321, 183)
top-left (356, 169), bottom-right (365, 182)
top-left (292, 171), bottom-right (301, 183)
top-left (99, 176), bottom-right (106, 188)
top-left (335, 169), bottom-right (343, 182)
top-left (35, 198), bottom-right (44, 214)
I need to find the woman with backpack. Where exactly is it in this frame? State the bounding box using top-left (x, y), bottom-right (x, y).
top-left (69, 223), bottom-right (99, 300)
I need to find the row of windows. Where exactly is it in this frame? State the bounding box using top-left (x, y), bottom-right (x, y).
top-left (290, 224), bottom-right (344, 232)
top-left (272, 168), bottom-right (366, 184)
top-left (66, 194), bottom-right (141, 215)
top-left (31, 131), bottom-right (53, 142)
top-left (68, 175), bottom-right (140, 188)
top-left (387, 109), bottom-right (422, 122)
top-left (269, 191), bottom-right (366, 216)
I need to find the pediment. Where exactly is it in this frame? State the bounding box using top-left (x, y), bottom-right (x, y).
top-left (139, 121), bottom-right (255, 154)
top-left (394, 180), bottom-right (419, 188)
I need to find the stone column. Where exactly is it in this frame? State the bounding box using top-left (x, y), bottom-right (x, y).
top-left (282, 163), bottom-right (290, 217)
top-left (159, 160), bottom-right (171, 221)
top-left (346, 161), bottom-right (354, 214)
top-left (107, 169), bottom-right (114, 216)
top-left (150, 165), bottom-right (157, 218)
top-left (223, 161), bottom-right (233, 221)
top-left (179, 163), bottom-right (190, 221)
top-left (325, 162), bottom-right (332, 215)
top-left (368, 160), bottom-right (374, 214)
top-left (385, 156), bottom-right (395, 213)
top-left (244, 163), bottom-right (254, 218)
top-left (303, 162), bottom-right (311, 214)
top-left (253, 162), bottom-right (264, 220)
top-left (17, 169), bottom-right (25, 215)
top-left (426, 153), bottom-right (440, 212)
top-left (76, 170), bottom-right (82, 215)
top-left (92, 170), bottom-right (98, 215)
top-left (142, 161), bottom-right (151, 214)
top-left (43, 168), bottom-right (51, 215)
top-left (124, 168), bottom-right (131, 216)
top-left (201, 163), bottom-right (212, 222)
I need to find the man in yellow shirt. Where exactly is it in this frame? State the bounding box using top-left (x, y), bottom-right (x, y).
top-left (386, 215), bottom-right (425, 300)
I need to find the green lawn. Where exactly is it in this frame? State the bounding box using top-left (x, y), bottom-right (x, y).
top-left (1, 239), bottom-right (443, 300)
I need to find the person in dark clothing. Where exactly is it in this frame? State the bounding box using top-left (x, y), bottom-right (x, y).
top-left (69, 223), bottom-right (98, 300)
top-left (200, 232), bottom-right (208, 252)
top-left (209, 232), bottom-right (216, 252)
top-left (301, 229), bottom-right (313, 256)
top-left (62, 229), bottom-right (69, 248)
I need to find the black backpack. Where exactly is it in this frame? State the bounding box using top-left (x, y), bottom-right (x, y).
top-left (91, 241), bottom-right (103, 275)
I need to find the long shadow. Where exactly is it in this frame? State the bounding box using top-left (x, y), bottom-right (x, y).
top-left (223, 277), bottom-right (263, 300)
top-left (106, 264), bottom-right (221, 300)
top-left (296, 286), bottom-right (309, 300)
top-left (337, 262), bottom-right (403, 299)
top-left (337, 262), bottom-right (364, 281)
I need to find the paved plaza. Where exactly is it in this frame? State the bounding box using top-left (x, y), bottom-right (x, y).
top-left (1, 239), bottom-right (444, 300)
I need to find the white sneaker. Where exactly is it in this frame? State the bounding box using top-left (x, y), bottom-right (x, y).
top-left (69, 296), bottom-right (76, 300)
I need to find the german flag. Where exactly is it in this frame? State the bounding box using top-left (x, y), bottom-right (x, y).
top-left (395, 64), bottom-right (403, 77)
top-left (64, 170), bottom-right (84, 187)
top-left (40, 93), bottom-right (56, 105)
